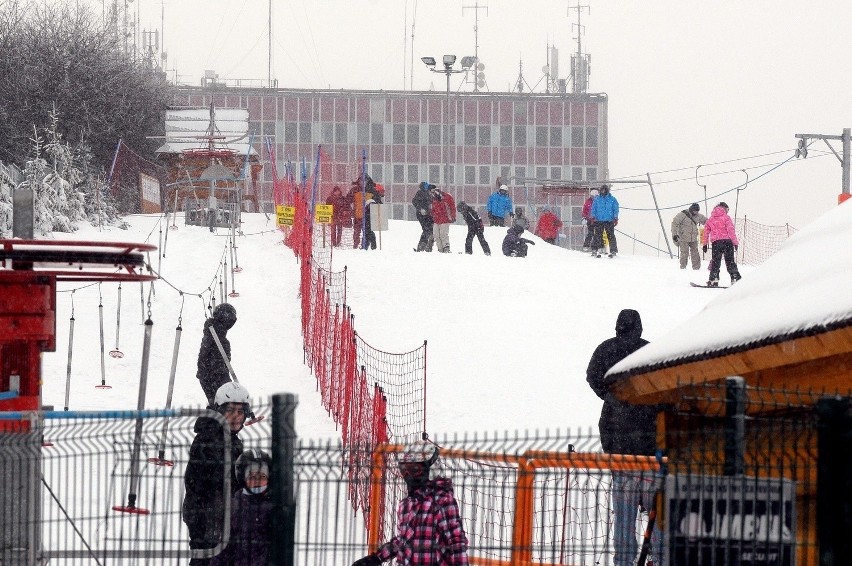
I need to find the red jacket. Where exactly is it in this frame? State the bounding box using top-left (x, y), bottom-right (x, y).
top-left (582, 197), bottom-right (594, 221)
top-left (431, 191), bottom-right (456, 224)
top-left (534, 211), bottom-right (563, 240)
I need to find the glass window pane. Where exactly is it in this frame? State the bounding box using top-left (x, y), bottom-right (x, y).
top-left (446, 165), bottom-right (455, 184)
top-left (479, 166), bottom-right (490, 185)
top-left (464, 165), bottom-right (475, 184)
top-left (335, 123), bottom-right (347, 143)
top-left (429, 165), bottom-right (440, 184)
top-left (550, 126), bottom-right (562, 147)
top-left (536, 126), bottom-right (548, 146)
top-left (585, 127), bottom-right (598, 148)
top-left (514, 126), bottom-right (527, 146)
top-left (500, 126), bottom-right (512, 147)
top-left (478, 125), bottom-right (490, 146)
top-left (371, 164), bottom-right (383, 182)
top-left (515, 166), bottom-right (526, 180)
top-left (321, 123), bottom-right (333, 143)
top-left (393, 164), bottom-right (405, 183)
top-left (357, 123), bottom-right (369, 144)
top-left (284, 122), bottom-right (297, 142)
top-left (392, 124), bottom-right (405, 144)
top-left (464, 126), bottom-right (477, 146)
top-left (571, 126), bottom-right (584, 147)
top-left (299, 122), bottom-right (312, 143)
top-left (550, 166), bottom-right (561, 181)
top-left (586, 167), bottom-right (597, 181)
top-left (572, 166), bottom-right (583, 181)
top-left (407, 164), bottom-right (419, 183)
top-left (407, 124), bottom-right (419, 144)
top-left (429, 125), bottom-right (442, 145)
top-left (500, 166), bottom-right (510, 180)
top-left (371, 123), bottom-right (384, 144)
top-left (536, 166), bottom-right (547, 181)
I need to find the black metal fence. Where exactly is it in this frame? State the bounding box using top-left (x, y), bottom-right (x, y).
top-left (0, 385), bottom-right (849, 566)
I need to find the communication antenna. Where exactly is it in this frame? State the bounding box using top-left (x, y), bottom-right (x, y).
top-left (409, 0), bottom-right (418, 91)
top-left (568, 2), bottom-right (591, 93)
top-left (462, 1), bottom-right (488, 92)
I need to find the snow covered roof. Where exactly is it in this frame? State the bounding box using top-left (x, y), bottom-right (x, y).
top-left (606, 199), bottom-right (852, 397)
top-left (155, 107), bottom-right (257, 156)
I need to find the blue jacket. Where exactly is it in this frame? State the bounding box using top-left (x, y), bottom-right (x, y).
top-left (591, 193), bottom-right (619, 222)
top-left (487, 192), bottom-right (513, 218)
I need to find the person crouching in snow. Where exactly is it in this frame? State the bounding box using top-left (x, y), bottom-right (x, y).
top-left (350, 440), bottom-right (469, 566)
top-left (211, 450), bottom-right (274, 566)
top-left (701, 201), bottom-right (742, 287)
top-left (502, 225), bottom-right (535, 257)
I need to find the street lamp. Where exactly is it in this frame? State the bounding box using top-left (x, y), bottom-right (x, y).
top-left (421, 55), bottom-right (476, 188)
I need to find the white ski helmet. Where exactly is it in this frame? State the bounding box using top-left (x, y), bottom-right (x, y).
top-left (214, 382), bottom-right (251, 409)
top-left (400, 439), bottom-right (439, 467)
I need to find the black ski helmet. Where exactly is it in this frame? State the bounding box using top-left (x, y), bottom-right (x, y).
top-left (235, 448), bottom-right (272, 488)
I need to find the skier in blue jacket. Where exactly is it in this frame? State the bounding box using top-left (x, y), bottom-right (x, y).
top-left (590, 184), bottom-right (619, 258)
top-left (486, 185), bottom-right (513, 227)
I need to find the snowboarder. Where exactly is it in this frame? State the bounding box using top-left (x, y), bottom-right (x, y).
top-left (456, 201), bottom-right (491, 255)
top-left (701, 202), bottom-right (742, 286)
top-left (350, 440), bottom-right (470, 566)
top-left (183, 382), bottom-right (251, 565)
top-left (502, 225), bottom-right (535, 257)
top-left (197, 302), bottom-right (237, 407)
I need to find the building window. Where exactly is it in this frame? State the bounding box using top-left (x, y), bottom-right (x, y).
top-left (479, 166), bottom-right (491, 185)
top-left (407, 164), bottom-right (419, 183)
top-left (514, 126), bottom-right (527, 147)
top-left (550, 166), bottom-right (562, 181)
top-left (429, 165), bottom-right (440, 184)
top-left (536, 166), bottom-right (547, 182)
top-left (464, 165), bottom-right (476, 184)
top-left (407, 124), bottom-right (419, 144)
top-left (371, 123), bottom-right (384, 144)
top-left (464, 125), bottom-right (477, 146)
top-left (572, 166), bottom-right (583, 181)
top-left (571, 126), bottom-right (584, 148)
top-left (371, 164), bottom-right (383, 182)
top-left (320, 123), bottom-right (333, 143)
top-left (514, 101), bottom-right (528, 118)
top-left (478, 125), bottom-right (491, 146)
top-left (392, 124), bottom-right (405, 144)
top-left (446, 165), bottom-right (455, 185)
top-left (500, 166), bottom-right (510, 181)
top-left (585, 127), bottom-right (598, 148)
top-left (447, 126), bottom-right (456, 145)
top-left (429, 125), bottom-right (441, 145)
top-left (499, 126), bottom-right (512, 147)
top-left (393, 164), bottom-right (404, 183)
top-left (299, 122), bottom-right (312, 143)
top-left (262, 121), bottom-right (275, 136)
top-left (550, 126), bottom-right (562, 147)
top-left (536, 126), bottom-right (548, 147)
top-left (356, 123), bottom-right (369, 145)
top-left (586, 167), bottom-right (597, 181)
top-left (515, 166), bottom-right (526, 180)
top-left (284, 122), bottom-right (297, 142)
top-left (335, 123), bottom-right (348, 143)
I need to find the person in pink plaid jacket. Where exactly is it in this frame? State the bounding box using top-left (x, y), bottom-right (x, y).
top-left (352, 440), bottom-right (469, 566)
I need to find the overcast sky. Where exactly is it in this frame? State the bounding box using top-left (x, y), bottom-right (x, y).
top-left (118, 0), bottom-right (852, 240)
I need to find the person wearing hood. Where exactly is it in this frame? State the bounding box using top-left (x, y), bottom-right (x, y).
top-left (197, 302), bottom-right (238, 407)
top-left (325, 185), bottom-right (350, 247)
top-left (534, 206), bottom-right (563, 245)
top-left (183, 382), bottom-right (250, 565)
top-left (412, 181), bottom-right (436, 252)
top-left (501, 225), bottom-right (535, 257)
top-left (702, 202), bottom-right (742, 286)
top-left (671, 203), bottom-right (707, 270)
top-left (351, 440), bottom-right (469, 566)
top-left (586, 309), bottom-right (662, 566)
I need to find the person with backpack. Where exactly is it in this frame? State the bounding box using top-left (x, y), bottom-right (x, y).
top-left (456, 201), bottom-right (491, 255)
top-left (671, 203), bottom-right (707, 269)
top-left (702, 201), bottom-right (742, 286)
top-left (350, 440), bottom-right (469, 566)
top-left (183, 382), bottom-right (251, 565)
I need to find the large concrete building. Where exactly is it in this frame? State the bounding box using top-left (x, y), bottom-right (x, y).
top-left (172, 86), bottom-right (608, 245)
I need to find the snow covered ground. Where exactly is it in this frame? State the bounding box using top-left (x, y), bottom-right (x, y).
top-left (39, 213), bottom-right (739, 440)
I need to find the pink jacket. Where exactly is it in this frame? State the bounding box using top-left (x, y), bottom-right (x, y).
top-left (702, 206), bottom-right (739, 246)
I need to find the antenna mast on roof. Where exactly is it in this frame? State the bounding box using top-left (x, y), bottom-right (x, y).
top-left (462, 1), bottom-right (488, 92)
top-left (569, 2), bottom-right (591, 93)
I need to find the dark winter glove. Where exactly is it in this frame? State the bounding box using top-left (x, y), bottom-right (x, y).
top-left (672, 235), bottom-right (679, 244)
top-left (352, 554), bottom-right (381, 566)
top-left (702, 245), bottom-right (708, 253)
top-left (613, 218), bottom-right (618, 226)
top-left (734, 244), bottom-right (738, 251)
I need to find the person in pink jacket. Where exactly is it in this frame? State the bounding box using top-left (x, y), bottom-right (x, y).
top-left (701, 202), bottom-right (742, 286)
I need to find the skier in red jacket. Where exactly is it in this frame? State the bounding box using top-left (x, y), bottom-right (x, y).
top-left (534, 207), bottom-right (563, 245)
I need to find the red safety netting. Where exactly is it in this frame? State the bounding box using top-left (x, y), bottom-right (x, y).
top-left (274, 146), bottom-right (425, 518)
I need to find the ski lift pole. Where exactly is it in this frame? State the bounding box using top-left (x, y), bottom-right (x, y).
top-left (64, 291), bottom-right (75, 411)
top-left (96, 284), bottom-right (111, 389)
top-left (114, 312), bottom-right (154, 515)
top-left (109, 282), bottom-right (124, 358)
top-left (150, 297), bottom-right (183, 466)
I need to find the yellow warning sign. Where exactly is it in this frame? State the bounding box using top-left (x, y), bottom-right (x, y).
top-left (315, 204), bottom-right (333, 224)
top-left (276, 205), bottom-right (295, 226)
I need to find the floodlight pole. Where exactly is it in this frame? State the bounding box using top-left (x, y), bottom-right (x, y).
top-left (795, 128), bottom-right (851, 201)
top-left (422, 57), bottom-right (472, 188)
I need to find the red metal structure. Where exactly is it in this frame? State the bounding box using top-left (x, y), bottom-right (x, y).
top-left (0, 239), bottom-right (156, 429)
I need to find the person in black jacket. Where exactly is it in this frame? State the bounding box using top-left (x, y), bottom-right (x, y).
top-left (197, 303), bottom-right (237, 407)
top-left (183, 382), bottom-right (251, 565)
top-left (585, 309), bottom-right (662, 566)
top-left (456, 201), bottom-right (491, 255)
top-left (501, 225), bottom-right (535, 257)
top-left (412, 181), bottom-right (436, 252)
